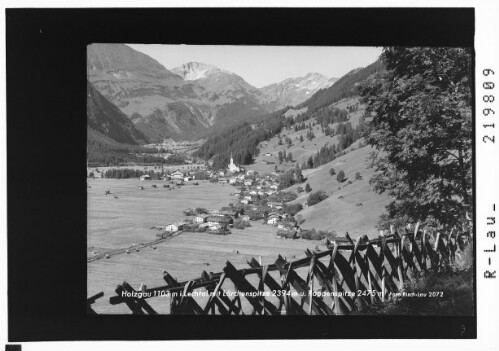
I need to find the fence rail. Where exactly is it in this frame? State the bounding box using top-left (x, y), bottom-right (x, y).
top-left (87, 222), bottom-right (471, 315)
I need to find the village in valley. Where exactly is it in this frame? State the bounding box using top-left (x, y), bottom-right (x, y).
top-left (156, 153), bottom-right (305, 239)
top-left (89, 151), bottom-right (324, 253)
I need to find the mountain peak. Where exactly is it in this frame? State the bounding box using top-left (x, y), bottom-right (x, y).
top-left (304, 72), bottom-right (327, 79)
top-left (260, 72), bottom-right (337, 108)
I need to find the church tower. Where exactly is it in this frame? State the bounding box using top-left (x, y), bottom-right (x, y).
top-left (228, 152), bottom-right (240, 173)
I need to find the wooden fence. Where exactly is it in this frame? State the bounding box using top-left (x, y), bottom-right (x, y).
top-left (87, 223), bottom-right (471, 315)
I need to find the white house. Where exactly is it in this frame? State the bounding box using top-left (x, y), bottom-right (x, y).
top-left (229, 177), bottom-right (237, 184)
top-left (170, 171), bottom-right (184, 180)
top-left (240, 199), bottom-right (250, 204)
top-left (267, 216), bottom-right (280, 225)
top-left (193, 216), bottom-right (206, 224)
top-left (140, 175), bottom-right (151, 181)
top-left (165, 222), bottom-right (186, 232)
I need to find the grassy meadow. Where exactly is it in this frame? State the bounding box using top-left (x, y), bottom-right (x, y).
top-left (289, 145), bottom-right (391, 237)
top-left (88, 222), bottom-right (323, 314)
top-left (87, 179), bottom-right (235, 250)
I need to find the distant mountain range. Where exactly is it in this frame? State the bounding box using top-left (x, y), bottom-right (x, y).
top-left (87, 44), bottom-right (339, 142)
top-left (260, 73), bottom-right (338, 110)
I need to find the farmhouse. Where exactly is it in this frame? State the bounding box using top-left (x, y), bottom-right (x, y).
top-left (208, 223), bottom-right (230, 234)
top-left (206, 215), bottom-right (234, 227)
top-left (165, 222), bottom-right (186, 232)
top-left (277, 229), bottom-right (297, 239)
top-left (170, 171), bottom-right (184, 180)
top-left (140, 175), bottom-right (151, 181)
top-left (267, 213), bottom-right (282, 225)
top-left (193, 216), bottom-right (206, 224)
top-left (218, 177), bottom-right (229, 184)
top-left (220, 207), bottom-right (240, 218)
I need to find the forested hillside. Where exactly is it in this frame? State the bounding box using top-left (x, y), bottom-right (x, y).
top-left (87, 128), bottom-right (169, 167)
top-left (195, 60), bottom-right (382, 170)
top-left (299, 60), bottom-right (383, 113)
top-left (194, 109), bottom-right (292, 169)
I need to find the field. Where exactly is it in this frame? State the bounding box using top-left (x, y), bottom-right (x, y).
top-left (88, 177), bottom-right (324, 314)
top-left (88, 222), bottom-right (323, 314)
top-left (87, 179), bottom-right (235, 250)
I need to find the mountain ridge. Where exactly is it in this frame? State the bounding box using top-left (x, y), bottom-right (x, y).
top-left (87, 80), bottom-right (148, 145)
top-left (260, 73), bottom-right (338, 110)
top-left (87, 45), bottom-right (272, 141)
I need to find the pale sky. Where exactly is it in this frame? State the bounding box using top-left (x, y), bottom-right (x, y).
top-left (127, 44), bottom-right (382, 88)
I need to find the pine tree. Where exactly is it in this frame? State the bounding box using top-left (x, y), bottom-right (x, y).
top-left (336, 170), bottom-right (345, 182)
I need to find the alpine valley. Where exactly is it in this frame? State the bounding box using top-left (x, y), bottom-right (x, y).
top-left (87, 44), bottom-right (338, 143)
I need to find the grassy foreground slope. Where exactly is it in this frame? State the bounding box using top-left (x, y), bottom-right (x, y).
top-left (289, 143), bottom-right (391, 238)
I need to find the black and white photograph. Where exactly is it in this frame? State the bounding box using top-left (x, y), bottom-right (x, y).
top-left (86, 44), bottom-right (474, 316)
top-left (5, 3), bottom-right (499, 350)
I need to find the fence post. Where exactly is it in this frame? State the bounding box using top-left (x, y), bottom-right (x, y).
top-left (308, 256), bottom-right (315, 315)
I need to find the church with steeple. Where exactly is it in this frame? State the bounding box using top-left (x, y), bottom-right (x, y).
top-left (227, 153), bottom-right (240, 173)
